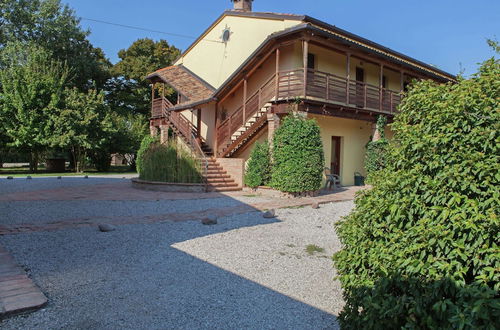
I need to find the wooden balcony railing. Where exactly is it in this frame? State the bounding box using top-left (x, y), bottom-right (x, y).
top-left (151, 97), bottom-right (174, 118)
top-left (279, 68), bottom-right (402, 114)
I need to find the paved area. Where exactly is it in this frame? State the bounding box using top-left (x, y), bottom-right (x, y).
top-left (0, 177), bottom-right (361, 328)
top-left (0, 245), bottom-right (47, 316)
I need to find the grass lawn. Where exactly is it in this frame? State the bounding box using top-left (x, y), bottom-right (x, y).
top-left (0, 165), bottom-right (136, 177)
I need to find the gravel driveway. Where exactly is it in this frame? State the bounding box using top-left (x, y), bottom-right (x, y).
top-left (0, 178), bottom-right (353, 329)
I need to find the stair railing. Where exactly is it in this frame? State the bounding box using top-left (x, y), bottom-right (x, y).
top-left (216, 73), bottom-right (276, 155)
top-left (161, 100), bottom-right (208, 184)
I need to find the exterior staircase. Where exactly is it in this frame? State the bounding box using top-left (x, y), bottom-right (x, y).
top-left (206, 158), bottom-right (241, 192)
top-left (218, 105), bottom-right (271, 158)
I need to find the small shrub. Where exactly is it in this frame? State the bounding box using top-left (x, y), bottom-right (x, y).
top-left (137, 136), bottom-right (202, 183)
top-left (333, 54), bottom-right (500, 328)
top-left (270, 115), bottom-right (324, 193)
top-left (244, 141), bottom-right (271, 188)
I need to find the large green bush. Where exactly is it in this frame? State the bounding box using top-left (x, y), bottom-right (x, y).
top-left (270, 115), bottom-right (324, 192)
top-left (137, 136), bottom-right (202, 183)
top-left (244, 141), bottom-right (271, 188)
top-left (333, 56), bottom-right (500, 328)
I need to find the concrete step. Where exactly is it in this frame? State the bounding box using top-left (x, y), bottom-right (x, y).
top-left (207, 170), bottom-right (227, 175)
top-left (206, 174), bottom-right (231, 179)
top-left (206, 178), bottom-right (236, 184)
top-left (208, 186), bottom-right (242, 192)
top-left (207, 182), bottom-right (239, 188)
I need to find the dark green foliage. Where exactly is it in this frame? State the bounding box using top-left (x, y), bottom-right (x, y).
top-left (137, 139), bottom-right (202, 184)
top-left (0, 0), bottom-right (111, 90)
top-left (365, 116), bottom-right (390, 175)
top-left (244, 141), bottom-right (271, 188)
top-left (333, 55), bottom-right (500, 328)
top-left (270, 115), bottom-right (324, 192)
top-left (108, 38), bottom-right (181, 117)
top-left (136, 135), bottom-right (158, 176)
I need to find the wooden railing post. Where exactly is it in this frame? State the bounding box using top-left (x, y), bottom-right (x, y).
top-left (243, 78), bottom-right (247, 126)
top-left (275, 48), bottom-right (280, 100)
top-left (326, 74), bottom-right (330, 100)
top-left (363, 84), bottom-right (367, 108)
top-left (303, 39), bottom-right (309, 98)
top-left (379, 64), bottom-right (383, 111)
top-left (390, 92), bottom-right (393, 113)
top-left (346, 53), bottom-right (351, 104)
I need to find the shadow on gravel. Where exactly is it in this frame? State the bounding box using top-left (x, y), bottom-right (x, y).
top-left (0, 177), bottom-right (339, 329)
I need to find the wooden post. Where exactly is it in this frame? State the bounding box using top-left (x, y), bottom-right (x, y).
top-left (400, 71), bottom-right (404, 91)
top-left (303, 39), bottom-right (309, 97)
top-left (214, 103), bottom-right (219, 154)
top-left (326, 75), bottom-right (330, 100)
top-left (275, 48), bottom-right (280, 99)
top-left (364, 84), bottom-right (367, 108)
top-left (243, 78), bottom-right (247, 125)
top-left (379, 64), bottom-right (383, 111)
top-left (346, 53), bottom-right (351, 104)
top-left (196, 108), bottom-right (202, 142)
top-left (151, 83), bottom-right (155, 115)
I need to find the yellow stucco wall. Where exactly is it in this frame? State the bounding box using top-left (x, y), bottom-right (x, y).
top-left (309, 114), bottom-right (374, 186)
top-left (175, 15), bottom-right (300, 88)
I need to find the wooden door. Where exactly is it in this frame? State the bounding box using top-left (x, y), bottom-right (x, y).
top-left (331, 136), bottom-right (341, 176)
top-left (355, 67), bottom-right (365, 107)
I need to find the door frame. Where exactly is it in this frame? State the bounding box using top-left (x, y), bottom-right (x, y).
top-left (331, 136), bottom-right (341, 177)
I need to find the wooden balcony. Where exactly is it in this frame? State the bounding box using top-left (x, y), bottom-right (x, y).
top-left (278, 68), bottom-right (402, 115)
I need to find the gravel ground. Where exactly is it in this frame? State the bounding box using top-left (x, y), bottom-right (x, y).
top-left (0, 199), bottom-right (353, 329)
top-left (0, 178), bottom-right (275, 225)
top-left (0, 177), bottom-right (127, 194)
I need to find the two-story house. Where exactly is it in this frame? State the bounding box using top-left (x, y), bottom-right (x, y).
top-left (147, 0), bottom-right (455, 191)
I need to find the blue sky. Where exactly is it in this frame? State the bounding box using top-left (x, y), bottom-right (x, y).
top-left (64, 0), bottom-right (499, 76)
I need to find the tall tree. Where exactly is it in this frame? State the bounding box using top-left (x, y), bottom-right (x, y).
top-left (0, 42), bottom-right (69, 171)
top-left (0, 0), bottom-right (110, 90)
top-left (108, 38), bottom-right (181, 117)
top-left (50, 88), bottom-right (115, 172)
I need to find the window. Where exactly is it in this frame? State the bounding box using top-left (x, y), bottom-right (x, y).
top-left (382, 75), bottom-right (388, 89)
top-left (307, 53), bottom-right (316, 69)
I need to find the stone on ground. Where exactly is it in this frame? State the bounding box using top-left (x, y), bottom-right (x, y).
top-left (98, 224), bottom-right (116, 232)
top-left (263, 209), bottom-right (276, 218)
top-left (201, 216), bottom-right (218, 225)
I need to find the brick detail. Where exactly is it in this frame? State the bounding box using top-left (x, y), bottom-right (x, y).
top-left (216, 158), bottom-right (245, 188)
top-left (0, 245), bottom-right (47, 316)
top-left (159, 125), bottom-right (169, 144)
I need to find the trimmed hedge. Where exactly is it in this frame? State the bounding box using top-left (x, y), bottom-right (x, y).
top-left (244, 141), bottom-right (271, 188)
top-left (270, 115), bottom-right (324, 193)
top-left (333, 55), bottom-right (500, 328)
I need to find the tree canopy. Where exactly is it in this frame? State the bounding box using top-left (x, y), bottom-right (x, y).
top-left (0, 0), bottom-right (110, 90)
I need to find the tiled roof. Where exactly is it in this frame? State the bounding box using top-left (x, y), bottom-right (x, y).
top-left (147, 65), bottom-right (215, 105)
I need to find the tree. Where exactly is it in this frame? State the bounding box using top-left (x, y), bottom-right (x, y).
top-left (270, 115), bottom-right (324, 193)
top-left (108, 38), bottom-right (181, 117)
top-left (333, 51), bottom-right (499, 328)
top-left (0, 0), bottom-right (110, 90)
top-left (49, 88), bottom-right (117, 172)
top-left (0, 42), bottom-right (69, 171)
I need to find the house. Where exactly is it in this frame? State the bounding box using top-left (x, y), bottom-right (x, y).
top-left (147, 0), bottom-right (455, 191)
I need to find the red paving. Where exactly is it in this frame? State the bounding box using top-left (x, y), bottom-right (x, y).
top-left (0, 245), bottom-right (47, 316)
